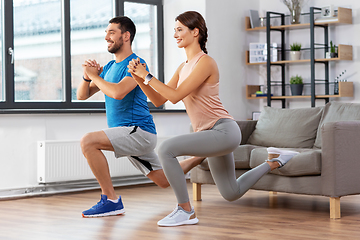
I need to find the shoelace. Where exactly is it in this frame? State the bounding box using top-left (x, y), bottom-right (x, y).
top-left (167, 206), bottom-right (181, 218)
top-left (92, 198), bottom-right (107, 209)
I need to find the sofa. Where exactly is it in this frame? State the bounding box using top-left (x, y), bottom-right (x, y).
top-left (190, 102), bottom-right (360, 219)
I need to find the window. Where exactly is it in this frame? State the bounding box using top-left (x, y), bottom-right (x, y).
top-left (125, 2), bottom-right (158, 80)
top-left (70, 0), bottom-right (114, 102)
top-left (13, 0), bottom-right (62, 101)
top-left (124, 1), bottom-right (162, 109)
top-left (0, 0), bottom-right (163, 113)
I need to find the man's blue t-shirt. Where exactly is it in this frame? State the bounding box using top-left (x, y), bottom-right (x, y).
top-left (99, 53), bottom-right (156, 135)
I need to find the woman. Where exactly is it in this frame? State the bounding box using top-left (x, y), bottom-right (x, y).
top-left (128, 11), bottom-right (298, 227)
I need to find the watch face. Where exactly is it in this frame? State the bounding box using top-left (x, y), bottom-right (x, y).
top-left (145, 73), bottom-right (153, 81)
top-left (144, 73), bottom-right (153, 85)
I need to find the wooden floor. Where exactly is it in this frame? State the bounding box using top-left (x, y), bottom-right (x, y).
top-left (1, 183), bottom-right (360, 240)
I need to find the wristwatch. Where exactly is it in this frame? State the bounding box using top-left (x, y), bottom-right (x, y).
top-left (144, 73), bottom-right (153, 85)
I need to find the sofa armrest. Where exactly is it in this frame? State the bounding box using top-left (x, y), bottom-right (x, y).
top-left (321, 121), bottom-right (360, 197)
top-left (236, 120), bottom-right (257, 145)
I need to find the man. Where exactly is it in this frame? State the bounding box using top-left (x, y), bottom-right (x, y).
top-left (78, 16), bottom-right (203, 218)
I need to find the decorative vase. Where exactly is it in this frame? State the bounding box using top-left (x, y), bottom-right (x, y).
top-left (290, 51), bottom-right (301, 61)
top-left (290, 84), bottom-right (304, 96)
top-left (291, 8), bottom-right (300, 24)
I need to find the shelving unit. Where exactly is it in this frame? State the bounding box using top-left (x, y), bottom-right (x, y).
top-left (245, 7), bottom-right (353, 108)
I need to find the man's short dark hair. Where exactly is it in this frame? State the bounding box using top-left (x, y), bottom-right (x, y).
top-left (109, 16), bottom-right (136, 44)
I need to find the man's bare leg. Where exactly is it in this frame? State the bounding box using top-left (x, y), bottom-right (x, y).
top-left (148, 156), bottom-right (205, 188)
top-left (180, 156), bottom-right (206, 174)
top-left (80, 131), bottom-right (118, 200)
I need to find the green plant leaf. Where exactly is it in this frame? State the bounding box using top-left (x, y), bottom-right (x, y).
top-left (290, 74), bottom-right (303, 84)
top-left (290, 42), bottom-right (302, 51)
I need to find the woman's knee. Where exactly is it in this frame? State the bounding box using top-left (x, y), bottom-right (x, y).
top-left (220, 192), bottom-right (239, 202)
top-left (216, 186), bottom-right (241, 202)
top-left (157, 140), bottom-right (176, 162)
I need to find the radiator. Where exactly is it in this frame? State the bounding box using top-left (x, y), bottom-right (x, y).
top-left (37, 140), bottom-right (141, 183)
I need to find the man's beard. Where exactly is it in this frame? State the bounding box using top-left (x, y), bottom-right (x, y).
top-left (108, 36), bottom-right (123, 54)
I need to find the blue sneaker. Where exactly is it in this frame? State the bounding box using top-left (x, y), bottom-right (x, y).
top-left (82, 195), bottom-right (125, 218)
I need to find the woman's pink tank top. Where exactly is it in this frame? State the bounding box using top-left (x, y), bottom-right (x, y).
top-left (178, 51), bottom-right (234, 132)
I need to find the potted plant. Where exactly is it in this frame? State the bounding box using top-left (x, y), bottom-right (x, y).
top-left (330, 41), bottom-right (338, 58)
top-left (290, 74), bottom-right (304, 95)
top-left (290, 42), bottom-right (301, 61)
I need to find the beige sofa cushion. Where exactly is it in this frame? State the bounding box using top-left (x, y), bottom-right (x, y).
top-left (314, 102), bottom-right (360, 148)
top-left (247, 106), bottom-right (323, 148)
top-left (249, 148), bottom-right (322, 177)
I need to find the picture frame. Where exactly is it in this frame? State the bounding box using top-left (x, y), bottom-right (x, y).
top-left (321, 5), bottom-right (335, 18)
top-left (249, 10), bottom-right (260, 28)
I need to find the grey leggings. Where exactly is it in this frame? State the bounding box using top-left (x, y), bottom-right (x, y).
top-left (158, 118), bottom-right (271, 204)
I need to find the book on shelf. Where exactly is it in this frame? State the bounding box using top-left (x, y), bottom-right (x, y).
top-left (251, 93), bottom-right (273, 97)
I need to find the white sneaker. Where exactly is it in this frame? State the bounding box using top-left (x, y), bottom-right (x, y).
top-left (157, 205), bottom-right (199, 227)
top-left (266, 147), bottom-right (299, 168)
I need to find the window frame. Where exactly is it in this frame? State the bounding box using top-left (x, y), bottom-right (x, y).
top-left (0, 0), bottom-right (166, 114)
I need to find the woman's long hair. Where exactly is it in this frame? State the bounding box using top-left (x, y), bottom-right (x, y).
top-left (175, 11), bottom-right (208, 54)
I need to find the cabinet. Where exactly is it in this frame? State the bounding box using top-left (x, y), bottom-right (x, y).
top-left (245, 7), bottom-right (353, 108)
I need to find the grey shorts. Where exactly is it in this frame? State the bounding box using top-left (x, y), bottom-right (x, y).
top-left (103, 126), bottom-right (162, 176)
